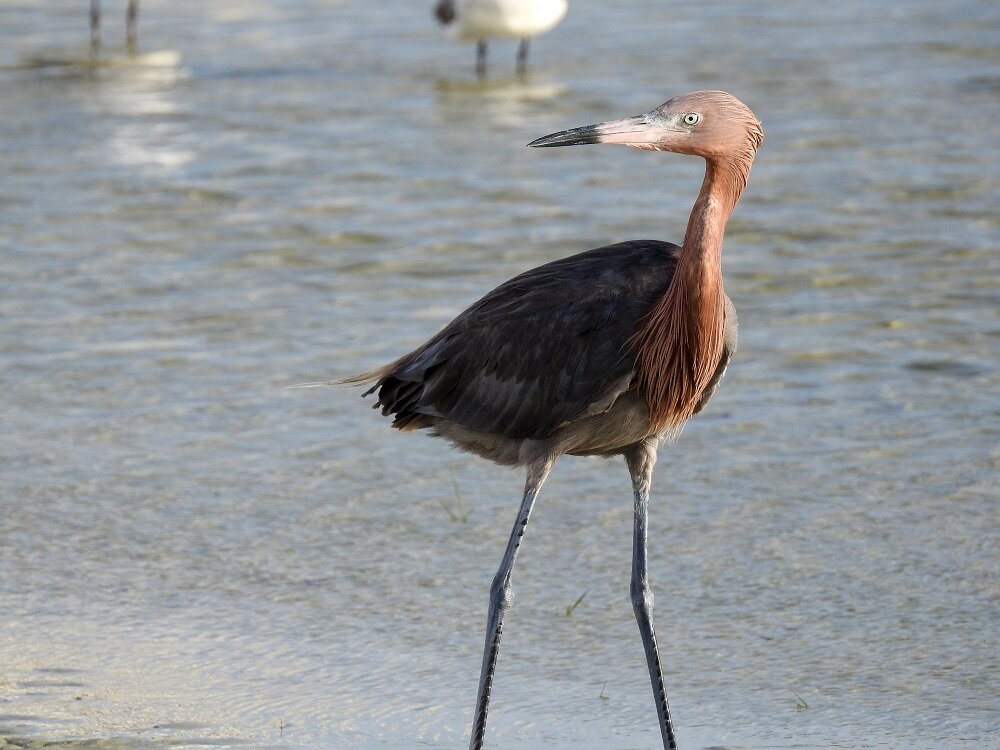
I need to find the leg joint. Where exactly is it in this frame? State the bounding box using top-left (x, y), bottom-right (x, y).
top-left (630, 577), bottom-right (654, 615)
top-left (489, 574), bottom-right (513, 613)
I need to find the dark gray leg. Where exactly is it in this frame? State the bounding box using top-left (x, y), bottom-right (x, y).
top-left (475, 39), bottom-right (487, 78)
top-left (469, 459), bottom-right (552, 750)
top-left (90, 0), bottom-right (101, 51)
top-left (126, 0), bottom-right (139, 54)
top-left (625, 440), bottom-right (678, 750)
top-left (516, 38), bottom-right (529, 75)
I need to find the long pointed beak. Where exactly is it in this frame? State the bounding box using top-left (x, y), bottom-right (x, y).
top-left (527, 113), bottom-right (673, 148)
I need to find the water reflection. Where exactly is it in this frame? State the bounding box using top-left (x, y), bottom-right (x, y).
top-left (92, 56), bottom-right (192, 172)
top-left (435, 75), bottom-right (567, 122)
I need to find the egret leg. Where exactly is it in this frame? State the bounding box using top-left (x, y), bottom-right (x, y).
top-left (626, 440), bottom-right (678, 750)
top-left (475, 39), bottom-right (487, 78)
top-left (89, 0), bottom-right (101, 52)
top-left (126, 0), bottom-right (139, 54)
top-left (469, 459), bottom-right (552, 750)
top-left (516, 38), bottom-right (529, 75)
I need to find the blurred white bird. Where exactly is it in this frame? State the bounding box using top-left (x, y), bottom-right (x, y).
top-left (434, 0), bottom-right (568, 76)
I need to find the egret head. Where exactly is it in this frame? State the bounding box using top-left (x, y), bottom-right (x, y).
top-left (528, 90), bottom-right (763, 165)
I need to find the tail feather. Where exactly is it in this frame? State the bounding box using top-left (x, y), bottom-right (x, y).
top-left (288, 359), bottom-right (401, 395)
top-left (335, 359), bottom-right (404, 388)
top-left (315, 353), bottom-right (437, 432)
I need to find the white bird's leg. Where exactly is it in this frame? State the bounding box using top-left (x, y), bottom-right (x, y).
top-left (475, 39), bottom-right (487, 78)
top-left (126, 0), bottom-right (139, 54)
top-left (89, 0), bottom-right (101, 52)
top-left (516, 38), bottom-right (529, 75)
top-left (469, 458), bottom-right (552, 750)
top-left (626, 440), bottom-right (678, 750)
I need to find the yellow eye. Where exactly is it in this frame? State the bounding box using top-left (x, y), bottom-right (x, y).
top-left (682, 113), bottom-right (702, 126)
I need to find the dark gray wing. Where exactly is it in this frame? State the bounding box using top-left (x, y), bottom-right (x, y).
top-left (370, 241), bottom-right (680, 440)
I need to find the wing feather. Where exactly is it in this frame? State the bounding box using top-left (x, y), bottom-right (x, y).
top-left (368, 241), bottom-right (680, 440)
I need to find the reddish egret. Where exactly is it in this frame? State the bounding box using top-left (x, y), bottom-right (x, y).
top-left (89, 0), bottom-right (139, 53)
top-left (434, 0), bottom-right (568, 77)
top-left (347, 90), bottom-right (763, 749)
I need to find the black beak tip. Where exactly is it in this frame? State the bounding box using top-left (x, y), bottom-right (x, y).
top-left (526, 134), bottom-right (560, 148)
top-left (527, 126), bottom-right (602, 148)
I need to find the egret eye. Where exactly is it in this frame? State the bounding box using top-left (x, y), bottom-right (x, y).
top-left (682, 113), bottom-right (702, 126)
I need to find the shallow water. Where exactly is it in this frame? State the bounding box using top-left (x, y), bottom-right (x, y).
top-left (1, 1), bottom-right (998, 749)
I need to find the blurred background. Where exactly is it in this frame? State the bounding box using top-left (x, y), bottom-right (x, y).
top-left (0, 1), bottom-right (997, 749)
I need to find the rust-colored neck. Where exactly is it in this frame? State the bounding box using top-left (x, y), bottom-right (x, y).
top-left (682, 158), bottom-right (746, 268)
top-left (632, 157), bottom-right (749, 432)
